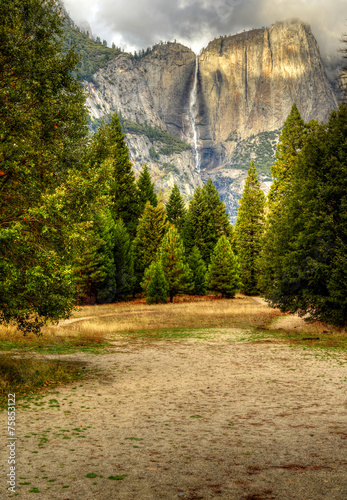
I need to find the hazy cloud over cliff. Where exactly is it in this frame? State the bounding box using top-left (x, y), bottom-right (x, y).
top-left (63, 0), bottom-right (345, 67)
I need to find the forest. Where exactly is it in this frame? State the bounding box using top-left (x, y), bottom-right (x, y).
top-left (1, 0), bottom-right (346, 336)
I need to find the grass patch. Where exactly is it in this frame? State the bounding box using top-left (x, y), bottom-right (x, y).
top-left (47, 295), bottom-right (283, 340)
top-left (108, 475), bottom-right (127, 480)
top-left (0, 324), bottom-right (107, 354)
top-left (0, 356), bottom-right (92, 409)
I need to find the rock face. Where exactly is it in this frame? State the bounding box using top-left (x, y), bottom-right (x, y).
top-left (85, 19), bottom-right (337, 221)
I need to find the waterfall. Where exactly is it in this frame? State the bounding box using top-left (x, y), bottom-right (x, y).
top-left (189, 56), bottom-right (200, 172)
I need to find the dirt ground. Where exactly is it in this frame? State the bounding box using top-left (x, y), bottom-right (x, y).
top-left (1, 328), bottom-right (347, 499)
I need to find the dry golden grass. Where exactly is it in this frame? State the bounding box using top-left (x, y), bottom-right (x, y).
top-left (52, 295), bottom-right (283, 337)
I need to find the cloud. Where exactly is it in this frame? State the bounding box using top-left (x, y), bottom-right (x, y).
top-left (62, 0), bottom-right (346, 67)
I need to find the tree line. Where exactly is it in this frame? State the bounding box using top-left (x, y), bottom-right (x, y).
top-left (1, 0), bottom-right (346, 333)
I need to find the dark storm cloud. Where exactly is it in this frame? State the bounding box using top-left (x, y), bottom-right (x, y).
top-left (63, 0), bottom-right (346, 67)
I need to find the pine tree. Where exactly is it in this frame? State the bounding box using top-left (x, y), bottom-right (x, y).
top-left (207, 236), bottom-right (242, 298)
top-left (266, 104), bottom-right (347, 326)
top-left (142, 262), bottom-right (169, 304)
top-left (268, 103), bottom-right (307, 209)
top-left (187, 246), bottom-right (207, 295)
top-left (259, 104), bottom-right (315, 294)
top-left (113, 219), bottom-right (135, 299)
top-left (166, 184), bottom-right (186, 233)
top-left (158, 226), bottom-right (192, 302)
top-left (234, 161), bottom-right (265, 295)
top-left (137, 164), bottom-right (158, 213)
top-left (132, 202), bottom-right (168, 290)
top-left (88, 113), bottom-right (139, 236)
top-left (184, 180), bottom-right (233, 264)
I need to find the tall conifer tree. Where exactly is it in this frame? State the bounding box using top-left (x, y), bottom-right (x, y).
top-left (88, 113), bottom-right (139, 236)
top-left (188, 246), bottom-right (207, 295)
top-left (184, 180), bottom-right (233, 263)
top-left (166, 184), bottom-right (186, 233)
top-left (158, 226), bottom-right (192, 302)
top-left (206, 236), bottom-right (242, 298)
top-left (234, 161), bottom-right (265, 295)
top-left (137, 164), bottom-right (158, 213)
top-left (259, 104), bottom-right (315, 294)
top-left (113, 219), bottom-right (134, 299)
top-left (132, 202), bottom-right (168, 290)
top-left (265, 104), bottom-right (347, 326)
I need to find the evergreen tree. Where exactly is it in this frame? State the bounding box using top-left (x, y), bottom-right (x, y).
top-left (234, 161), bottom-right (265, 295)
top-left (94, 211), bottom-right (117, 303)
top-left (166, 184), bottom-right (186, 233)
top-left (132, 202), bottom-right (168, 290)
top-left (158, 226), bottom-right (192, 302)
top-left (88, 112), bottom-right (139, 236)
top-left (207, 236), bottom-right (242, 298)
top-left (268, 103), bottom-right (307, 209)
top-left (187, 246), bottom-right (207, 295)
top-left (113, 219), bottom-right (135, 299)
top-left (142, 262), bottom-right (169, 304)
top-left (184, 180), bottom-right (233, 264)
top-left (259, 104), bottom-right (315, 294)
top-left (136, 164), bottom-right (158, 213)
top-left (73, 210), bottom-right (116, 304)
top-left (265, 104), bottom-right (347, 326)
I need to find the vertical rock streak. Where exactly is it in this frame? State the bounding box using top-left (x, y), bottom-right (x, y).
top-left (189, 56), bottom-right (200, 172)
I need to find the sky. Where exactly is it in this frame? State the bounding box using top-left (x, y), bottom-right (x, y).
top-left (62, 0), bottom-right (346, 70)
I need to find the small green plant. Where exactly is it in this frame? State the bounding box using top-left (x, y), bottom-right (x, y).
top-left (108, 475), bottom-right (127, 480)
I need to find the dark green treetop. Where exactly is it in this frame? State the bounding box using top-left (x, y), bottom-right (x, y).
top-left (132, 202), bottom-right (168, 290)
top-left (206, 235), bottom-right (242, 298)
top-left (137, 164), bottom-right (158, 213)
top-left (234, 161), bottom-right (265, 295)
top-left (88, 112), bottom-right (139, 236)
top-left (265, 104), bottom-right (347, 326)
top-left (142, 261), bottom-right (169, 304)
top-left (158, 226), bottom-right (192, 302)
top-left (166, 184), bottom-right (186, 233)
top-left (184, 179), bottom-right (233, 263)
top-left (187, 246), bottom-right (207, 295)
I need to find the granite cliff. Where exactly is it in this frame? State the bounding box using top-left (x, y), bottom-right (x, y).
top-left (85, 19), bottom-right (337, 219)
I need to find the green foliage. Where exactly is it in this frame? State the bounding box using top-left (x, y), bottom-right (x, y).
top-left (73, 209), bottom-right (116, 304)
top-left (0, 0), bottom-right (106, 333)
top-left (264, 104), bottom-right (347, 326)
top-left (137, 164), bottom-right (158, 213)
top-left (187, 246), bottom-right (207, 295)
top-left (88, 112), bottom-right (140, 236)
top-left (122, 120), bottom-right (191, 155)
top-left (158, 226), bottom-right (193, 302)
top-left (149, 146), bottom-right (159, 160)
top-left (166, 184), bottom-right (186, 233)
top-left (268, 104), bottom-right (316, 207)
top-left (142, 262), bottom-right (168, 304)
top-left (183, 180), bottom-right (233, 264)
top-left (132, 202), bottom-right (168, 290)
top-left (228, 130), bottom-right (280, 175)
top-left (207, 236), bottom-right (242, 298)
top-left (234, 161), bottom-right (265, 295)
top-left (259, 105), bottom-right (316, 295)
top-left (113, 219), bottom-right (135, 299)
top-left (62, 18), bottom-right (122, 82)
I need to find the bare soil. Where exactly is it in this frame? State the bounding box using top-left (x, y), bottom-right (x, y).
top-left (1, 328), bottom-right (347, 499)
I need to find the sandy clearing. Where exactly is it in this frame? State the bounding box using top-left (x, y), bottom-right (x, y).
top-left (1, 330), bottom-right (347, 499)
